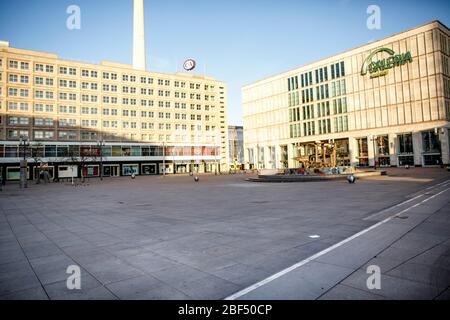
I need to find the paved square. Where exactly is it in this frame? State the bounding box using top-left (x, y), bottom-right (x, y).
top-left (1, 168), bottom-right (449, 300)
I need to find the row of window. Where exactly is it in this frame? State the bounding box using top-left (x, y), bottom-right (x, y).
top-left (302, 85), bottom-right (330, 104)
top-left (289, 98), bottom-right (348, 123)
top-left (6, 75), bottom-right (219, 99)
top-left (7, 117), bottom-right (216, 129)
top-left (289, 116), bottom-right (348, 138)
top-left (0, 144), bottom-right (219, 158)
top-left (6, 113), bottom-right (218, 129)
top-left (7, 60), bottom-right (30, 70)
top-left (5, 128), bottom-right (220, 144)
top-left (331, 80), bottom-right (346, 97)
top-left (287, 76), bottom-right (298, 92)
top-left (294, 81), bottom-right (344, 104)
top-left (331, 62), bottom-right (345, 80)
top-left (287, 61), bottom-right (346, 92)
top-left (356, 131), bottom-right (441, 157)
top-left (315, 67), bottom-right (329, 84)
top-left (5, 86), bottom-right (216, 101)
top-left (5, 60), bottom-right (218, 91)
top-left (7, 129), bottom-right (55, 140)
top-left (288, 91), bottom-right (299, 107)
top-left (7, 103), bottom-right (217, 119)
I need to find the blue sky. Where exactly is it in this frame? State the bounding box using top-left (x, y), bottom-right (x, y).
top-left (0, 0), bottom-right (449, 125)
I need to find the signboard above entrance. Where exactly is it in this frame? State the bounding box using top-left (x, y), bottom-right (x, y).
top-left (361, 47), bottom-right (413, 78)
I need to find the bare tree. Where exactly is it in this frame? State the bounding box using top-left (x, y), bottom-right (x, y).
top-left (28, 143), bottom-right (44, 184)
top-left (66, 146), bottom-right (99, 184)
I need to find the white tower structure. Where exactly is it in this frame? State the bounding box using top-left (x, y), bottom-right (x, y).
top-left (133, 0), bottom-right (146, 70)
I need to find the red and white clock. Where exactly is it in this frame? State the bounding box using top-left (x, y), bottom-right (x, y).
top-left (183, 59), bottom-right (196, 71)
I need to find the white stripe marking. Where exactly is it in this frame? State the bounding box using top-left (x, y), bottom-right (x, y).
top-left (225, 187), bottom-right (450, 300)
top-left (363, 180), bottom-right (450, 221)
top-left (414, 179), bottom-right (450, 194)
top-left (363, 194), bottom-right (424, 221)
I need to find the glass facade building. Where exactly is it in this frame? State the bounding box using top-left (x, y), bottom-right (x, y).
top-left (243, 21), bottom-right (450, 169)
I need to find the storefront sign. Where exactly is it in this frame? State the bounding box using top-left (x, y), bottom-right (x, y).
top-left (361, 48), bottom-right (413, 78)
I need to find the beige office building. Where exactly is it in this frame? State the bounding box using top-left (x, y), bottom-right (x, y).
top-left (0, 42), bottom-right (228, 180)
top-left (243, 21), bottom-right (450, 170)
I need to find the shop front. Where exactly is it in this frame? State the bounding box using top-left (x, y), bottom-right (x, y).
top-left (5, 166), bottom-right (30, 181)
top-left (376, 135), bottom-right (390, 167)
top-left (175, 163), bottom-right (188, 174)
top-left (103, 164), bottom-right (120, 177)
top-left (141, 163), bottom-right (157, 175)
top-left (397, 133), bottom-right (414, 166)
top-left (122, 164), bottom-right (139, 176)
top-left (422, 130), bottom-right (442, 166)
top-left (356, 137), bottom-right (369, 167)
top-left (82, 165), bottom-right (99, 177)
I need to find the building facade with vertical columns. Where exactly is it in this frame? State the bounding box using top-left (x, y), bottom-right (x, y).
top-left (0, 42), bottom-right (228, 181)
top-left (243, 21), bottom-right (450, 170)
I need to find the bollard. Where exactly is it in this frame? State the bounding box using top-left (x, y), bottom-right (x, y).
top-left (347, 175), bottom-right (356, 184)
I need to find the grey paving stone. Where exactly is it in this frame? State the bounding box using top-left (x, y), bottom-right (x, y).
top-left (0, 261), bottom-right (35, 282)
top-left (409, 246), bottom-right (450, 270)
top-left (43, 270), bottom-right (104, 299)
top-left (174, 274), bottom-right (240, 300)
top-left (22, 242), bottom-right (63, 260)
top-left (210, 263), bottom-right (272, 287)
top-left (362, 256), bottom-right (405, 274)
top-left (319, 284), bottom-right (386, 300)
top-left (45, 282), bottom-right (117, 300)
top-left (435, 288), bottom-right (450, 300)
top-left (82, 258), bottom-right (144, 285)
top-left (29, 254), bottom-right (78, 285)
top-left (150, 264), bottom-right (210, 288)
top-left (376, 246), bottom-right (421, 263)
top-left (106, 275), bottom-right (190, 300)
top-left (62, 246), bottom-right (117, 265)
top-left (0, 286), bottom-right (49, 300)
top-left (0, 248), bottom-right (27, 265)
top-left (390, 232), bottom-right (448, 252)
top-left (180, 255), bottom-right (238, 273)
top-left (413, 221), bottom-right (450, 238)
top-left (386, 262), bottom-right (450, 290)
top-left (315, 224), bottom-right (413, 269)
top-left (0, 273), bottom-right (42, 296)
top-left (238, 261), bottom-right (354, 300)
top-left (341, 269), bottom-right (441, 299)
top-left (1, 169), bottom-right (449, 299)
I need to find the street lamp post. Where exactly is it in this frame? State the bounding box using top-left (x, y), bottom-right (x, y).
top-left (214, 142), bottom-right (218, 176)
top-left (371, 135), bottom-right (378, 170)
top-left (256, 144), bottom-right (259, 171)
top-left (214, 129), bottom-right (218, 175)
top-left (97, 139), bottom-right (105, 181)
top-left (19, 136), bottom-right (30, 189)
top-left (162, 141), bottom-right (166, 177)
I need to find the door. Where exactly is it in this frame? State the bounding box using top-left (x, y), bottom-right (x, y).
top-left (110, 165), bottom-right (120, 177)
top-left (103, 166), bottom-right (111, 177)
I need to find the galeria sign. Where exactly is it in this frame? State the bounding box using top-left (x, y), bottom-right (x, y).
top-left (361, 48), bottom-right (413, 78)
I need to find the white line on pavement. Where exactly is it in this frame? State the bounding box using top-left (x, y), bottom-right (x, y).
top-left (224, 187), bottom-right (450, 300)
top-left (413, 179), bottom-right (450, 194)
top-left (363, 179), bottom-right (450, 221)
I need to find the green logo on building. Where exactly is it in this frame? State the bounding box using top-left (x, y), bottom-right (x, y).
top-left (361, 48), bottom-right (413, 78)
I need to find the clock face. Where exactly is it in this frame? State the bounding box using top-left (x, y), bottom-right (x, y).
top-left (183, 59), bottom-right (196, 71)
